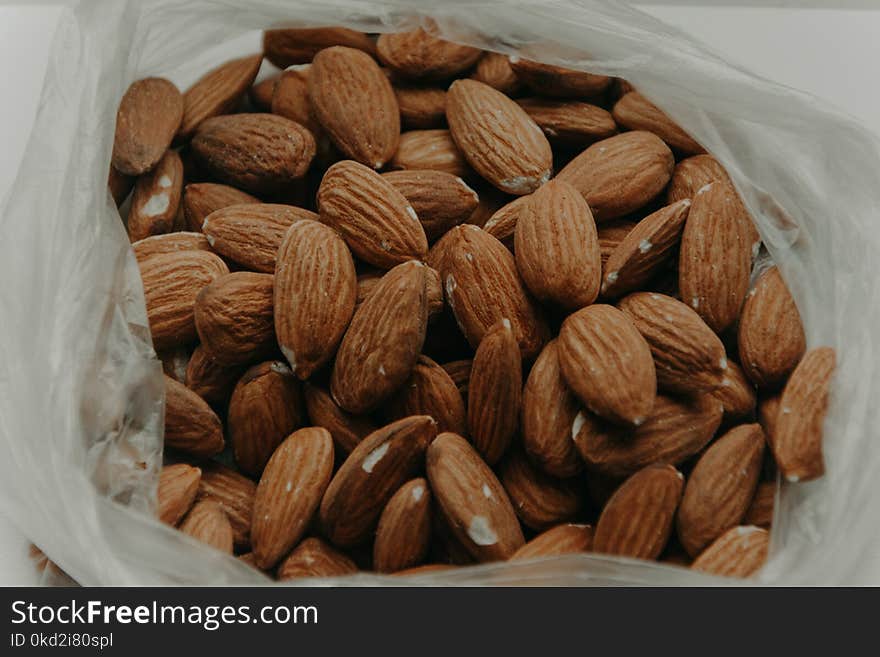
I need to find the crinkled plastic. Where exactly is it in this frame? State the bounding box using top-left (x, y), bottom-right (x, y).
top-left (2, 0), bottom-right (880, 586)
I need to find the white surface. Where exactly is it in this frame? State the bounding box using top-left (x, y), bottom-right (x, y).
top-left (1, 4), bottom-right (879, 586)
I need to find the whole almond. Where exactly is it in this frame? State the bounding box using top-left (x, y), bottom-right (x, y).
top-left (514, 179), bottom-right (601, 309)
top-left (481, 195), bottom-right (529, 248)
top-left (509, 523), bottom-right (593, 561)
top-left (184, 345), bottom-right (246, 408)
top-left (263, 27), bottom-right (376, 68)
top-left (249, 73), bottom-right (278, 111)
top-left (303, 383), bottom-right (377, 456)
top-left (691, 525), bottom-right (769, 578)
top-left (743, 481), bottom-right (776, 529)
top-left (612, 92), bottom-right (704, 155)
top-left (441, 359), bottom-right (472, 401)
top-left (251, 426), bottom-right (334, 569)
top-left (394, 85), bottom-right (447, 129)
top-left (469, 52), bottom-right (522, 95)
top-left (598, 220), bottom-right (637, 267)
top-left (373, 478), bottom-right (432, 573)
top-left (112, 77), bottom-right (184, 175)
top-left (319, 416), bottom-right (438, 547)
top-left (386, 355), bottom-right (466, 435)
top-left (274, 220), bottom-right (357, 379)
top-left (271, 66), bottom-right (321, 134)
top-left (447, 79), bottom-right (552, 195)
top-left (180, 500), bottom-right (234, 553)
top-left (182, 183), bottom-right (259, 233)
top-left (163, 375), bottom-right (224, 457)
top-left (317, 160), bottom-right (428, 268)
top-left (556, 131), bottom-right (674, 222)
top-left (157, 463), bottom-right (201, 526)
top-left (128, 150), bottom-right (184, 242)
top-left (132, 231), bottom-right (212, 262)
top-left (498, 449), bottom-right (581, 531)
top-left (593, 464), bottom-right (684, 560)
top-left (276, 537), bottom-right (358, 581)
top-left (758, 393), bottom-right (781, 443)
top-left (517, 98), bottom-right (617, 145)
top-left (738, 266), bottom-right (806, 388)
top-left (508, 58), bottom-right (611, 98)
top-left (382, 170), bottom-right (478, 241)
top-left (667, 154), bottom-right (731, 204)
top-left (228, 361), bottom-right (305, 478)
top-left (426, 432), bottom-right (525, 562)
top-left (197, 462), bottom-right (256, 551)
top-left (712, 359), bottom-right (757, 421)
top-left (378, 29), bottom-right (482, 80)
top-left (390, 129), bottom-right (471, 178)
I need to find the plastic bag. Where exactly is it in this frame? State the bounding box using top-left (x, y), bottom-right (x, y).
top-left (2, 0), bottom-right (879, 586)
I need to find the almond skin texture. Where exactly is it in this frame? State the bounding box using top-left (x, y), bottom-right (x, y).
top-left (558, 304), bottom-right (656, 427)
top-left (319, 416), bottom-right (438, 547)
top-left (598, 220), bottom-right (637, 267)
top-left (678, 180), bottom-right (754, 334)
top-left (180, 500), bottom-right (234, 554)
top-left (593, 464), bottom-right (684, 561)
top-left (140, 250), bottom-right (229, 351)
top-left (691, 526), bottom-right (769, 578)
top-left (132, 232), bottom-right (212, 263)
top-left (556, 131), bottom-right (674, 222)
top-left (194, 272), bottom-right (276, 366)
top-left (303, 383), bottom-right (377, 457)
top-left (184, 345), bottom-right (246, 408)
top-left (274, 220), bottom-right (357, 379)
top-left (373, 478), bottom-right (432, 573)
top-left (382, 170), bottom-right (478, 241)
top-left (249, 74), bottom-right (278, 111)
top-left (271, 67), bottom-right (321, 135)
top-left (738, 266), bottom-right (807, 389)
top-left (331, 261), bottom-right (429, 414)
top-left (182, 183), bottom-right (259, 233)
top-left (508, 58), bottom-right (611, 98)
top-left (743, 481), bottom-right (776, 528)
top-left (317, 160), bottom-right (428, 268)
top-left (772, 347), bottom-right (836, 483)
top-left (391, 129), bottom-right (470, 178)
top-left (113, 77), bottom-right (184, 176)
top-left (441, 360), bottom-right (472, 401)
top-left (498, 449), bottom-right (582, 531)
top-left (483, 195), bottom-right (531, 248)
top-left (712, 359), bottom-right (758, 422)
top-left (509, 523), bottom-right (594, 561)
top-left (179, 54), bottom-right (263, 140)
top-left (601, 200), bottom-right (690, 298)
top-left (677, 424), bottom-right (765, 557)
top-left (441, 224), bottom-right (548, 359)
top-left (517, 98), bottom-right (617, 145)
top-left (128, 149), bottom-right (184, 242)
top-left (386, 355), bottom-right (466, 435)
top-left (309, 46), bottom-right (400, 168)
top-left (574, 394), bottom-right (724, 478)
top-left (378, 29), bottom-right (482, 80)
top-left (758, 394), bottom-right (782, 443)
top-left (251, 427), bottom-right (334, 569)
top-left (618, 292), bottom-right (727, 395)
top-left (470, 52), bottom-right (522, 96)
top-left (447, 79), bottom-right (552, 195)
top-left (612, 92), bottom-right (704, 155)
top-left (521, 340), bottom-right (583, 478)
top-left (197, 462), bottom-right (256, 551)
top-left (667, 154), bottom-right (731, 204)
top-left (514, 179), bottom-right (601, 309)
top-left (467, 320), bottom-right (522, 465)
top-left (276, 537), bottom-right (358, 581)
top-left (426, 432), bottom-right (525, 562)
top-left (394, 85), bottom-right (447, 129)
top-left (263, 27), bottom-right (376, 68)
top-left (228, 361), bottom-right (305, 478)
top-left (157, 464), bottom-right (201, 526)
top-left (191, 114), bottom-right (316, 195)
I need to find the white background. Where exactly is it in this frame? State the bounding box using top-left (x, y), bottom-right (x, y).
top-left (1, 3), bottom-right (879, 585)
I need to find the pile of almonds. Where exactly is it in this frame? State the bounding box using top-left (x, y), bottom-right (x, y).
top-left (110, 26), bottom-right (836, 581)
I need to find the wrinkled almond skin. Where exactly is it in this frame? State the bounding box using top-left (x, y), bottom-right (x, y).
top-left (319, 416), bottom-right (438, 547)
top-left (447, 79), bottom-right (552, 195)
top-left (508, 58), bottom-right (611, 98)
top-left (426, 432), bottom-right (524, 562)
top-left (574, 394), bottom-right (724, 478)
top-left (470, 52), bottom-right (522, 96)
top-left (758, 394), bottom-right (781, 444)
top-left (276, 537), bottom-right (358, 581)
top-left (743, 481), bottom-right (776, 529)
top-left (441, 360), bottom-right (472, 401)
top-left (128, 149), bottom-right (184, 242)
top-left (182, 183), bottom-right (259, 233)
top-left (498, 449), bottom-right (582, 531)
top-left (228, 361), bottom-right (305, 478)
top-left (331, 261), bottom-right (428, 414)
top-left (597, 220), bottom-right (637, 268)
top-left (274, 220), bottom-right (357, 379)
top-left (712, 359), bottom-right (757, 422)
top-left (386, 355), bottom-right (466, 435)
top-left (263, 27), bottom-right (376, 68)
top-left (482, 195), bottom-right (530, 248)
top-left (391, 129), bottom-right (470, 178)
top-left (317, 160), bottom-right (428, 268)
top-left (691, 526), bottom-right (769, 578)
top-left (184, 345), bottom-right (246, 408)
top-left (558, 304), bottom-right (656, 427)
top-left (618, 292), bottom-right (727, 395)
top-left (394, 85), bottom-right (447, 129)
top-left (194, 272), bottom-right (276, 366)
top-left (666, 154), bottom-right (731, 204)
top-left (197, 462), bottom-right (256, 552)
top-left (132, 232), bottom-right (212, 263)
top-left (378, 29), bottom-right (482, 81)
top-left (738, 266), bottom-right (806, 389)
top-left (382, 170), bottom-right (478, 242)
top-left (514, 179), bottom-right (601, 309)
top-left (467, 320), bottom-right (522, 465)
top-left (180, 500), bottom-right (234, 554)
top-left (517, 98), bottom-right (617, 145)
top-left (251, 427), bottom-right (335, 569)
top-left (772, 347), bottom-right (836, 483)
top-left (303, 383), bottom-right (377, 457)
top-left (521, 340), bottom-right (583, 478)
top-left (191, 114), bottom-right (316, 195)
top-left (612, 92), bottom-right (704, 155)
top-left (509, 523), bottom-right (593, 561)
top-left (441, 224), bottom-right (548, 359)
top-left (309, 46), bottom-right (400, 168)
top-left (113, 77), bottom-right (184, 176)
top-left (556, 131), bottom-right (674, 222)
top-left (593, 464), bottom-right (684, 561)
top-left (271, 67), bottom-right (322, 134)
top-left (373, 478), bottom-right (433, 573)
top-left (677, 424), bottom-right (765, 557)
top-left (157, 463), bottom-right (201, 526)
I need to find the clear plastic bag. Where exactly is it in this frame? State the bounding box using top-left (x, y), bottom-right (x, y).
top-left (2, 0), bottom-right (879, 586)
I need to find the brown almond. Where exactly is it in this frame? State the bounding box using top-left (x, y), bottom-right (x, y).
top-left (667, 154), bottom-right (731, 204)
top-left (441, 360), bottom-right (472, 401)
top-left (743, 481), bottom-right (776, 529)
top-left (712, 359), bottom-right (758, 422)
top-left (598, 220), bottom-right (637, 267)
top-left (373, 478), bottom-right (433, 573)
top-left (249, 73), bottom-right (278, 111)
top-left (612, 91), bottom-right (704, 155)
top-left (691, 526), bottom-right (769, 578)
top-left (470, 52), bottom-right (522, 95)
top-left (163, 375), bottom-right (224, 458)
top-left (271, 66), bottom-right (321, 134)
top-left (263, 27), bottom-right (376, 68)
top-left (303, 383), bottom-right (377, 457)
top-left (395, 85), bottom-right (447, 129)
top-left (179, 500), bottom-right (234, 553)
top-left (482, 195), bottom-right (530, 248)
top-left (132, 231), bottom-right (212, 262)
top-left (386, 355), bottom-right (466, 435)
top-left (182, 183), bottom-right (259, 233)
top-left (157, 463), bottom-right (201, 526)
top-left (382, 169), bottom-right (478, 241)
top-left (378, 29), bottom-right (482, 80)
top-left (498, 449), bottom-right (582, 531)
top-left (197, 462), bottom-right (256, 551)
top-left (508, 58), bottom-right (611, 98)
top-left (390, 129), bottom-right (471, 178)
top-left (128, 150), bottom-right (184, 242)
top-left (276, 537), bottom-right (358, 580)
top-left (517, 98), bottom-right (617, 145)
top-left (113, 77), bottom-right (184, 175)
top-left (184, 345), bottom-right (246, 408)
top-left (509, 523), bottom-right (593, 561)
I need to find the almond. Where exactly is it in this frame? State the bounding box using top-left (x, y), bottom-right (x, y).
top-left (597, 220), bottom-right (637, 267)
top-left (373, 478), bottom-right (432, 573)
top-left (274, 220), bottom-right (357, 379)
top-left (498, 448), bottom-right (582, 531)
top-left (263, 28), bottom-right (376, 68)
top-left (319, 416), bottom-right (437, 547)
top-left (394, 85), bottom-right (447, 129)
top-left (270, 66), bottom-right (321, 134)
top-left (711, 359), bottom-right (757, 421)
top-left (393, 563), bottom-right (456, 577)
top-left (691, 525), bottom-right (769, 578)
top-left (666, 154), bottom-right (731, 204)
top-left (390, 129), bottom-right (471, 178)
top-left (197, 462), bottom-right (256, 551)
top-left (514, 179), bottom-right (601, 309)
top-left (330, 261), bottom-right (429, 414)
top-left (182, 183), bottom-right (259, 233)
top-left (469, 52), bottom-right (522, 95)
top-left (276, 537), bottom-right (358, 580)
top-left (179, 500), bottom-right (234, 553)
top-left (112, 77), bottom-right (184, 175)
top-left (386, 355), bottom-right (466, 435)
top-left (508, 58), bottom-right (611, 98)
top-left (743, 481), bottom-right (776, 529)
top-left (382, 170), bottom-right (478, 241)
top-left (191, 113), bottom-right (316, 195)
top-left (738, 266), bottom-right (806, 388)
top-left (317, 160), bottom-right (428, 267)
top-left (517, 98), bottom-right (616, 145)
top-left (593, 464), bottom-right (683, 560)
top-left (157, 463), bottom-right (201, 526)
top-left (179, 54), bottom-right (263, 140)
top-left (132, 231), bottom-right (212, 262)
top-left (251, 426), bottom-right (335, 569)
top-left (109, 166), bottom-right (134, 207)
top-left (758, 393), bottom-right (781, 443)
top-left (482, 195), bottom-right (531, 248)
top-left (426, 432), bottom-right (524, 562)
top-left (228, 361), bottom-right (305, 478)
top-left (771, 346), bottom-right (836, 483)
top-left (163, 374), bottom-right (225, 457)
top-left (377, 29), bottom-right (482, 80)
top-left (303, 383), bottom-right (376, 457)
top-left (556, 131), bottom-right (674, 222)
top-left (249, 73), bottom-right (278, 111)
top-left (509, 523), bottom-right (593, 561)
top-left (128, 149), bottom-right (184, 242)
top-left (446, 79), bottom-right (552, 195)
top-left (184, 345), bottom-right (246, 408)
top-left (612, 92), bottom-right (704, 155)
top-left (441, 359), bottom-right (472, 401)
